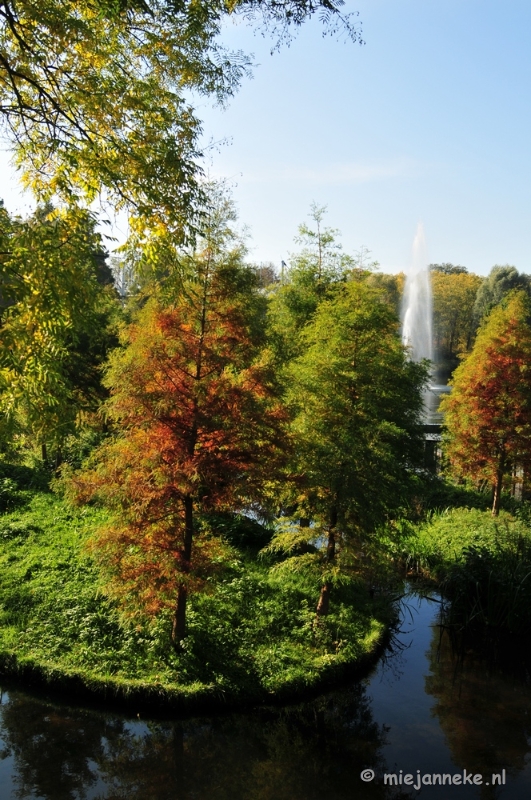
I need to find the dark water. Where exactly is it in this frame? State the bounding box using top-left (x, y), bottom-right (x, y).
top-left (1, 594), bottom-right (531, 799)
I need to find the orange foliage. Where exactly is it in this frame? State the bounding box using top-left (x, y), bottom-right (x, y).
top-left (442, 291), bottom-right (531, 514)
top-left (71, 265), bottom-right (287, 641)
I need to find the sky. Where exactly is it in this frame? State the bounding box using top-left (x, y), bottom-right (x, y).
top-left (1, 0), bottom-right (531, 275)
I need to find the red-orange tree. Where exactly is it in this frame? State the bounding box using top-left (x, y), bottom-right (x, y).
top-left (441, 291), bottom-right (531, 515)
top-left (72, 243), bottom-right (286, 647)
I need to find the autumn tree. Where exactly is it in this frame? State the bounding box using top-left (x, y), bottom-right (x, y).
top-left (0, 0), bottom-right (362, 239)
top-left (268, 281), bottom-right (428, 617)
top-left (441, 290), bottom-right (531, 515)
top-left (71, 200), bottom-right (286, 647)
top-left (430, 266), bottom-right (482, 378)
top-left (430, 263), bottom-right (468, 275)
top-left (0, 202), bottom-right (119, 461)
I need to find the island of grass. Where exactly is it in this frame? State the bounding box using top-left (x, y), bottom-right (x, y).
top-left (404, 505), bottom-right (531, 656)
top-left (0, 469), bottom-right (392, 714)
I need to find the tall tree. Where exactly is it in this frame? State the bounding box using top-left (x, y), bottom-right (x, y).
top-left (267, 204), bottom-right (356, 364)
top-left (441, 290), bottom-right (531, 515)
top-left (0, 202), bottom-right (119, 460)
top-left (473, 265), bottom-right (530, 328)
top-left (430, 267), bottom-right (482, 377)
top-left (70, 201), bottom-right (286, 647)
top-left (366, 271), bottom-right (404, 319)
top-left (269, 281), bottom-right (428, 616)
top-left (0, 0), bottom-right (362, 238)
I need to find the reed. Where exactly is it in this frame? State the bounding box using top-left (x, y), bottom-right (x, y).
top-left (405, 507), bottom-right (531, 655)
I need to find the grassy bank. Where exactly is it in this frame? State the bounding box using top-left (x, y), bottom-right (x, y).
top-left (404, 506), bottom-right (531, 650)
top-left (0, 477), bottom-right (391, 713)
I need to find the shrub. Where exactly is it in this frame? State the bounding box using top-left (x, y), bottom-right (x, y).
top-left (406, 507), bottom-right (531, 651)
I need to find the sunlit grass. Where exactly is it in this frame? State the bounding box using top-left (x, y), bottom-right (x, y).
top-left (0, 483), bottom-right (389, 706)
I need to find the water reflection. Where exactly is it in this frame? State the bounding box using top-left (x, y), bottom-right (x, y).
top-left (0, 683), bottom-right (400, 800)
top-left (3, 595), bottom-right (531, 799)
top-left (0, 694), bottom-right (121, 800)
top-left (426, 628), bottom-right (531, 798)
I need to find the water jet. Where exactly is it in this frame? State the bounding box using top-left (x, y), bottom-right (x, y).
top-left (401, 222), bottom-right (433, 365)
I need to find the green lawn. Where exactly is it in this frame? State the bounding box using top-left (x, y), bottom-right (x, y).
top-left (0, 485), bottom-right (390, 710)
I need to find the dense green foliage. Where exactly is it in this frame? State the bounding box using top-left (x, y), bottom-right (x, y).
top-left (405, 507), bottom-right (531, 651)
top-left (473, 265), bottom-right (531, 328)
top-left (2, 185), bottom-right (530, 700)
top-left (272, 279), bottom-right (428, 616)
top-left (2, 0), bottom-right (529, 706)
top-left (0, 203), bottom-right (120, 462)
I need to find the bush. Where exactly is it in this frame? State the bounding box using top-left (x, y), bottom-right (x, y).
top-left (414, 474), bottom-right (493, 515)
top-left (405, 507), bottom-right (531, 650)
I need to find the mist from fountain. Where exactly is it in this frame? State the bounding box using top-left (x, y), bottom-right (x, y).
top-left (401, 224), bottom-right (446, 425)
top-left (401, 222), bottom-right (433, 366)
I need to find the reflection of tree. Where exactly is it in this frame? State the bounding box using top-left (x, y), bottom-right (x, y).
top-left (97, 685), bottom-right (391, 800)
top-left (0, 691), bottom-right (124, 800)
top-left (0, 684), bottom-right (411, 800)
top-left (425, 628), bottom-right (531, 799)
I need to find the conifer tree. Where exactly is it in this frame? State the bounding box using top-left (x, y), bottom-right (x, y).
top-left (441, 290), bottom-right (531, 515)
top-left (267, 204), bottom-right (356, 365)
top-left (268, 280), bottom-right (427, 617)
top-left (71, 199), bottom-right (286, 647)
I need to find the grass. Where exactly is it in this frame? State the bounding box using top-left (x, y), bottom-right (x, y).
top-left (404, 506), bottom-right (531, 652)
top-left (0, 475), bottom-right (390, 712)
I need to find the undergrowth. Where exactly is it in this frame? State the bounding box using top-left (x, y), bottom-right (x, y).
top-left (0, 477), bottom-right (389, 707)
top-left (404, 506), bottom-right (531, 650)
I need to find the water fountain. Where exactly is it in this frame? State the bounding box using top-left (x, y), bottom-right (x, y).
top-left (401, 224), bottom-right (448, 466)
top-left (401, 222), bottom-right (433, 365)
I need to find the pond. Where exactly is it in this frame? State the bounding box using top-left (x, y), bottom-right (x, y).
top-left (1, 593), bottom-right (531, 799)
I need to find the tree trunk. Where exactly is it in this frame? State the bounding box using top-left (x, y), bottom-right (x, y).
top-left (54, 448), bottom-right (63, 471)
top-left (172, 585), bottom-right (188, 650)
top-left (172, 495), bottom-right (194, 649)
top-left (316, 506), bottom-right (337, 617)
top-left (316, 581), bottom-right (331, 617)
top-left (41, 442), bottom-right (47, 463)
top-left (492, 468), bottom-right (503, 516)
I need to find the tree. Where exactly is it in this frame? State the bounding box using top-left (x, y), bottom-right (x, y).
top-left (0, 202), bottom-right (119, 460)
top-left (441, 291), bottom-right (531, 515)
top-left (429, 263), bottom-right (468, 275)
top-left (431, 268), bottom-right (483, 377)
top-left (366, 271), bottom-right (404, 319)
top-left (0, 0), bottom-right (362, 237)
top-left (267, 204), bottom-right (355, 364)
top-left (251, 261), bottom-right (279, 289)
top-left (473, 265), bottom-right (530, 328)
top-left (269, 281), bottom-right (428, 616)
top-left (70, 203), bottom-right (286, 647)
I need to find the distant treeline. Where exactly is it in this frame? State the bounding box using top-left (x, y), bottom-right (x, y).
top-left (370, 263), bottom-right (531, 380)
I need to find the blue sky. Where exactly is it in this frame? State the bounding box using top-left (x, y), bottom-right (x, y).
top-left (1, 0), bottom-right (530, 275)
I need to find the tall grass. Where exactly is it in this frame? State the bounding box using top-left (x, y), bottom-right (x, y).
top-left (405, 507), bottom-right (531, 656)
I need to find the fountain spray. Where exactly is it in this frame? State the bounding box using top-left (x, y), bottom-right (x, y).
top-left (401, 222), bottom-right (433, 366)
